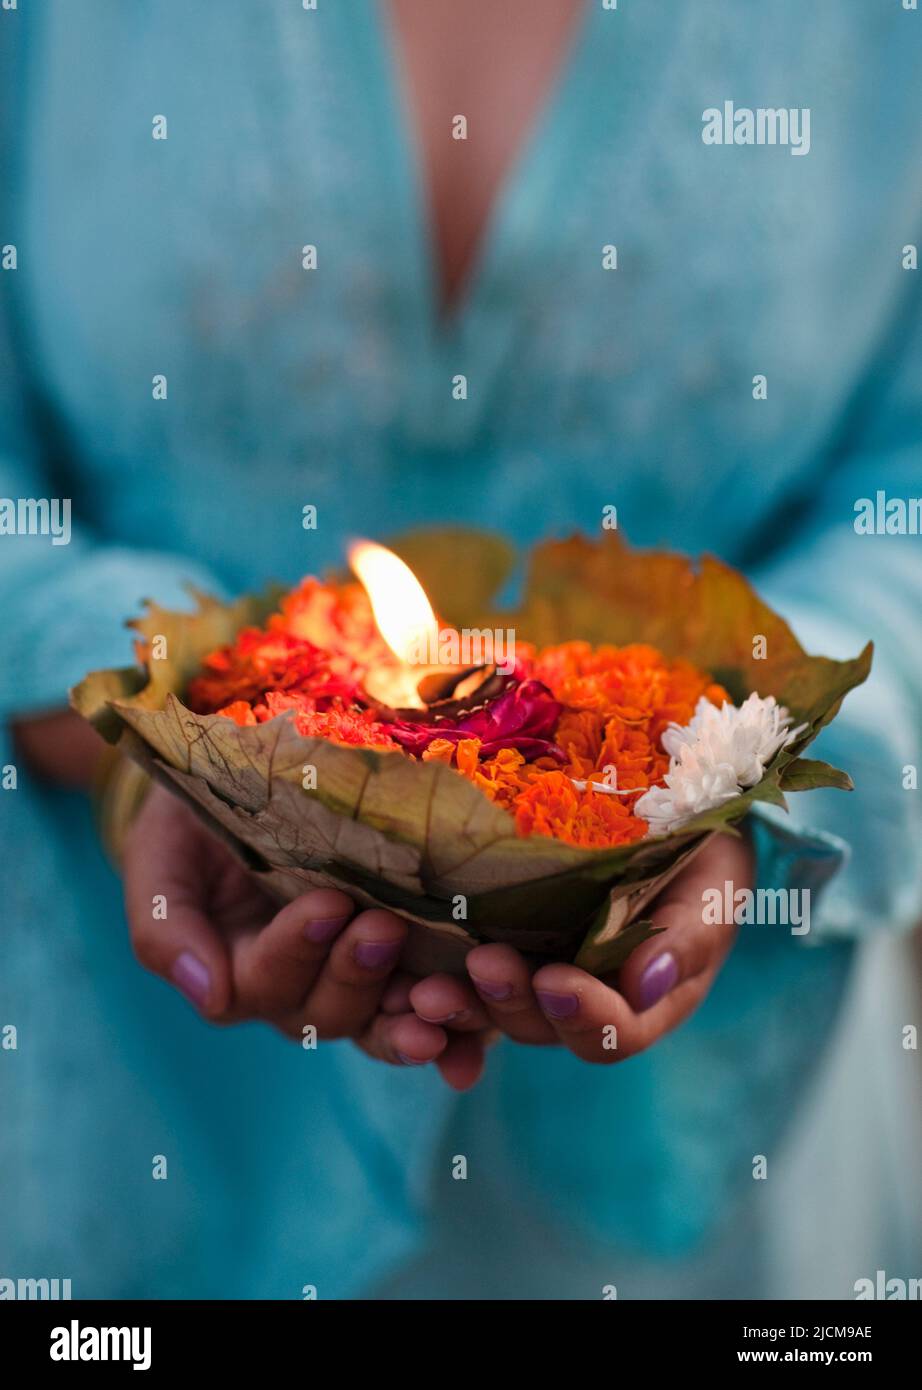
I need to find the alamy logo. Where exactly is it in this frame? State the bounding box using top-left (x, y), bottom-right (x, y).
top-left (404, 626), bottom-right (517, 675)
top-left (853, 491), bottom-right (922, 535)
top-left (702, 881), bottom-right (811, 936)
top-left (702, 102), bottom-right (811, 156)
top-left (854, 1270), bottom-right (922, 1300)
top-left (0, 1276), bottom-right (71, 1299)
top-left (0, 496), bottom-right (71, 545)
top-left (50, 1320), bottom-right (151, 1371)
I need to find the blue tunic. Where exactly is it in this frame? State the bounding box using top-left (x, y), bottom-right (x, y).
top-left (1, 1), bottom-right (921, 1297)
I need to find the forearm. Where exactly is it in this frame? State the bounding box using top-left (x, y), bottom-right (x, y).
top-left (11, 709), bottom-right (106, 788)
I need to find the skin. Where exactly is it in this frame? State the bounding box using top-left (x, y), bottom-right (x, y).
top-left (14, 713), bottom-right (750, 1088)
top-left (12, 0), bottom-right (751, 1087)
top-left (121, 788), bottom-right (748, 1082)
top-left (14, 712), bottom-right (750, 1088)
top-left (122, 782), bottom-right (496, 1091)
top-left (388, 0), bottom-right (586, 312)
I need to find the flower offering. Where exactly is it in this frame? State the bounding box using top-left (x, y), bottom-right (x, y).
top-left (72, 531), bottom-right (871, 974)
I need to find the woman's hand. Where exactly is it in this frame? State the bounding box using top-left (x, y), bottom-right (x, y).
top-left (409, 833), bottom-right (750, 1063)
top-left (122, 783), bottom-right (493, 1089)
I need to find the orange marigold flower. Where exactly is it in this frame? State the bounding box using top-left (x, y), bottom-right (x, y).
top-left (455, 738), bottom-right (484, 778)
top-left (511, 770), bottom-right (649, 850)
top-left (524, 641), bottom-right (729, 825)
top-left (191, 581), bottom-right (728, 850)
top-left (215, 700), bottom-right (258, 727)
top-left (217, 690), bottom-right (396, 749)
top-left (421, 737), bottom-right (457, 765)
top-left (287, 705), bottom-right (397, 749)
top-left (186, 580), bottom-right (385, 716)
top-left (254, 691), bottom-right (397, 748)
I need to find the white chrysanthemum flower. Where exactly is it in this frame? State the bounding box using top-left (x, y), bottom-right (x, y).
top-left (663, 693), bottom-right (805, 788)
top-left (633, 747), bottom-right (741, 835)
top-left (634, 693), bottom-right (805, 835)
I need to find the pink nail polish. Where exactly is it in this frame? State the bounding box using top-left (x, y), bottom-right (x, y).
top-left (471, 976), bottom-right (512, 1002)
top-left (637, 952), bottom-right (679, 1011)
top-left (354, 939), bottom-right (402, 971)
top-left (535, 989), bottom-right (579, 1019)
top-left (303, 915), bottom-right (349, 944)
top-left (171, 951), bottom-right (210, 1008)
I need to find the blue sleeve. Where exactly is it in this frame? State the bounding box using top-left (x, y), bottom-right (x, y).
top-left (0, 298), bottom-right (224, 720)
top-left (749, 275), bottom-right (922, 941)
top-left (0, 15), bottom-right (223, 722)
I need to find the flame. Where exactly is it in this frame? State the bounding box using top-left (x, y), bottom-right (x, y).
top-left (348, 540), bottom-right (440, 668)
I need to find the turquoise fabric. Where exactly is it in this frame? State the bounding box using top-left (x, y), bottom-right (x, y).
top-left (2, 1), bottom-right (921, 1297)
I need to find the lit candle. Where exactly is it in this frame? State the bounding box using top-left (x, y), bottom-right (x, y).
top-left (348, 539), bottom-right (501, 714)
top-left (347, 540), bottom-right (442, 709)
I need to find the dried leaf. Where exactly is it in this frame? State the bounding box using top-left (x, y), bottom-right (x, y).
top-left (70, 530), bottom-right (872, 974)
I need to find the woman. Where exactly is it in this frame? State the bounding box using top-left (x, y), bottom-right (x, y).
top-left (1, 1), bottom-right (920, 1298)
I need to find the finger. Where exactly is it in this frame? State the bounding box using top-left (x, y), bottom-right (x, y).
top-left (231, 888), bottom-right (354, 1016)
top-left (379, 971), bottom-right (417, 1016)
top-left (124, 804), bottom-right (234, 1019)
top-left (617, 841), bottom-right (742, 1014)
top-left (464, 944), bottom-right (557, 1045)
top-left (408, 973), bottom-right (491, 1030)
top-left (296, 908), bottom-right (408, 1039)
top-left (532, 954), bottom-right (720, 1063)
top-left (357, 1011), bottom-right (448, 1067)
top-left (531, 962), bottom-right (648, 1062)
top-left (532, 835), bottom-right (749, 1061)
top-left (435, 1031), bottom-right (492, 1091)
top-left (615, 901), bottom-right (730, 1014)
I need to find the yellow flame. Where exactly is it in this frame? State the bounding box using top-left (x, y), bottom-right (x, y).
top-left (348, 540), bottom-right (439, 666)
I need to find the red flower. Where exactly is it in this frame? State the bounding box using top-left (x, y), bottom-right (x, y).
top-left (388, 679), bottom-right (566, 763)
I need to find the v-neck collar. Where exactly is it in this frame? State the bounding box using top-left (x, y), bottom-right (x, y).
top-left (379, 1), bottom-right (593, 334)
top-left (355, 3), bottom-right (596, 340)
top-left (342, 2), bottom-right (686, 430)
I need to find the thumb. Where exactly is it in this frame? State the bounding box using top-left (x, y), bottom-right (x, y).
top-left (122, 788), bottom-right (234, 1018)
top-left (616, 833), bottom-right (749, 1012)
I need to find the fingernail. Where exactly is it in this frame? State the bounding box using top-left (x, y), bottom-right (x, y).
top-left (353, 939), bottom-right (402, 971)
top-left (536, 989), bottom-right (579, 1019)
top-left (637, 952), bottom-right (679, 1011)
top-left (470, 976), bottom-right (513, 1002)
top-left (303, 914), bottom-right (349, 944)
top-left (171, 951), bottom-right (210, 1008)
top-left (397, 1052), bottom-right (428, 1067)
top-left (416, 1009), bottom-right (469, 1025)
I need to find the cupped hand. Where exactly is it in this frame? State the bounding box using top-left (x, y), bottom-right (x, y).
top-left (122, 783), bottom-right (493, 1089)
top-left (410, 832), bottom-right (750, 1063)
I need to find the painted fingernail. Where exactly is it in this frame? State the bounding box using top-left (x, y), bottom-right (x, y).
top-left (171, 951), bottom-right (210, 1008)
top-left (536, 990), bottom-right (579, 1019)
top-left (637, 952), bottom-right (679, 1011)
top-left (303, 915), bottom-right (349, 944)
top-left (353, 939), bottom-right (402, 971)
top-left (470, 976), bottom-right (513, 1002)
top-left (397, 1052), bottom-right (428, 1067)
